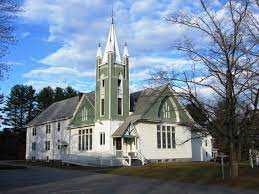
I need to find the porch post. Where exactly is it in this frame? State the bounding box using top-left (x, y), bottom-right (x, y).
top-left (121, 137), bottom-right (124, 156)
top-left (135, 137), bottom-right (138, 150)
top-left (129, 155), bottom-right (132, 166)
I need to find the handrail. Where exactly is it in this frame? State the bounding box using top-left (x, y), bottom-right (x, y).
top-left (136, 150), bottom-right (146, 165)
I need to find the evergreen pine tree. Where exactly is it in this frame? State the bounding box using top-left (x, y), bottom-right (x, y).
top-left (36, 86), bottom-right (54, 111)
top-left (3, 85), bottom-right (37, 130)
top-left (64, 86), bottom-right (78, 98)
top-left (54, 87), bottom-right (65, 102)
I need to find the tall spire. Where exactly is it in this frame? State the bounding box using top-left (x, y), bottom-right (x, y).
top-left (102, 8), bottom-right (122, 65)
top-left (96, 43), bottom-right (102, 58)
top-left (111, 3), bottom-right (114, 24)
top-left (123, 42), bottom-right (129, 57)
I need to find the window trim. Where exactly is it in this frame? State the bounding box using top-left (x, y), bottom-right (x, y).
top-left (78, 128), bottom-right (93, 151)
top-left (157, 125), bottom-right (176, 149)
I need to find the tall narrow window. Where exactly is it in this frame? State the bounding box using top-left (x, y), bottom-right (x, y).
top-left (89, 128), bottom-right (92, 150)
top-left (46, 124), bottom-right (51, 134)
top-left (45, 141), bottom-right (50, 151)
top-left (57, 122), bottom-right (61, 131)
top-left (82, 130), bottom-right (85, 150)
top-left (32, 127), bottom-right (36, 136)
top-left (86, 129), bottom-right (89, 150)
top-left (162, 126), bottom-right (166, 148)
top-left (78, 130), bottom-right (82, 151)
top-left (81, 107), bottom-right (88, 121)
top-left (167, 126), bottom-right (171, 148)
top-left (101, 99), bottom-right (105, 116)
top-left (118, 79), bottom-right (122, 88)
top-left (171, 127), bottom-right (176, 148)
top-left (166, 103), bottom-right (170, 118)
top-left (100, 132), bottom-right (105, 145)
top-left (58, 140), bottom-right (61, 150)
top-left (161, 101), bottom-right (171, 119)
top-left (32, 142), bottom-right (36, 151)
top-left (102, 79), bottom-right (105, 88)
top-left (157, 125), bottom-right (161, 148)
top-left (163, 103), bottom-right (166, 118)
top-left (118, 98), bottom-right (122, 115)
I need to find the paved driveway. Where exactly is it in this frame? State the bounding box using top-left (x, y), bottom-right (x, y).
top-left (0, 165), bottom-right (257, 194)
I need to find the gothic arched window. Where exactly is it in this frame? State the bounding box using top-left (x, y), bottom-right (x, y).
top-left (158, 98), bottom-right (171, 119)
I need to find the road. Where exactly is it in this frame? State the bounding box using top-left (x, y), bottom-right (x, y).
top-left (0, 164), bottom-right (257, 194)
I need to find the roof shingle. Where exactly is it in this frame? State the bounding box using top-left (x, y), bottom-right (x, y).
top-left (28, 96), bottom-right (80, 126)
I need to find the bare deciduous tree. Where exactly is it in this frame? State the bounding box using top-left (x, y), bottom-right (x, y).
top-left (155, 0), bottom-right (258, 177)
top-left (0, 0), bottom-right (21, 80)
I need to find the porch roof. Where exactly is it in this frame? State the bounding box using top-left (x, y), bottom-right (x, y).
top-left (112, 115), bottom-right (142, 137)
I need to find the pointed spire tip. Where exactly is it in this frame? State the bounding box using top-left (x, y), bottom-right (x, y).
top-left (123, 42), bottom-right (129, 57)
top-left (96, 43), bottom-right (102, 58)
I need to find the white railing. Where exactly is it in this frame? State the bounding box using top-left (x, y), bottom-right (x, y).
top-left (136, 151), bottom-right (147, 165)
top-left (63, 153), bottom-right (123, 167)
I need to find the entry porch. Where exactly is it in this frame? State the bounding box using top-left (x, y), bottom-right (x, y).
top-left (113, 136), bottom-right (145, 166)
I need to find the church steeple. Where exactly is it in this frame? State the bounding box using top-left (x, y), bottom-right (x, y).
top-left (102, 13), bottom-right (122, 65)
top-left (95, 13), bottom-right (129, 122)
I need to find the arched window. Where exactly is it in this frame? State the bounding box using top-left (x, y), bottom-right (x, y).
top-left (158, 98), bottom-right (171, 119)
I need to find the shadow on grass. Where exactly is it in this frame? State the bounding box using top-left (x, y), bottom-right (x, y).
top-left (104, 162), bottom-right (259, 191)
top-left (0, 164), bottom-right (27, 170)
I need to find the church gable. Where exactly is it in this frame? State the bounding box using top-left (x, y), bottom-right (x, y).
top-left (158, 97), bottom-right (177, 121)
top-left (69, 94), bottom-right (95, 128)
top-left (141, 86), bottom-right (193, 124)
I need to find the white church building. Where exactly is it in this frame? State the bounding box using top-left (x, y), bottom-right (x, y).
top-left (26, 17), bottom-right (212, 166)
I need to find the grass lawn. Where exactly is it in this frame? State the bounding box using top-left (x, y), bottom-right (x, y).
top-left (104, 162), bottom-right (259, 191)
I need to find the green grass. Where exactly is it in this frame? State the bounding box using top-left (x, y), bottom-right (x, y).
top-left (105, 162), bottom-right (259, 191)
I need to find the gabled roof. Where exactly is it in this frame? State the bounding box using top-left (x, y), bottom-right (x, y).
top-left (113, 85), bottom-right (169, 137)
top-left (131, 85), bottom-right (168, 115)
top-left (28, 96), bottom-right (80, 127)
top-left (113, 115), bottom-right (142, 137)
top-left (27, 92), bottom-right (95, 127)
top-left (85, 91), bottom-right (95, 106)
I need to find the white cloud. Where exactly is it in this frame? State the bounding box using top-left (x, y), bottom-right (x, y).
top-left (23, 66), bottom-right (96, 92)
top-left (21, 0), bottom-right (226, 92)
top-left (131, 56), bottom-right (193, 72)
top-left (21, 0), bottom-right (190, 67)
top-left (21, 32), bottom-right (31, 38)
top-left (130, 69), bottom-right (151, 80)
top-left (23, 66), bottom-right (95, 78)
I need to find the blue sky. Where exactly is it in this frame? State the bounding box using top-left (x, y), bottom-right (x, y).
top-left (0, 0), bottom-right (224, 95)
